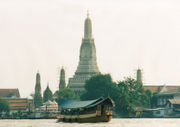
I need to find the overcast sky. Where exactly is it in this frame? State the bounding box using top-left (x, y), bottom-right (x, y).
top-left (1, 0), bottom-right (180, 97)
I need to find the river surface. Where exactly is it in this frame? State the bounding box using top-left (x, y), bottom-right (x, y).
top-left (0, 119), bottom-right (180, 127)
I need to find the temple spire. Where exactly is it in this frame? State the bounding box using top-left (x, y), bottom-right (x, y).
top-left (87, 10), bottom-right (89, 18)
top-left (43, 83), bottom-right (53, 102)
top-left (84, 11), bottom-right (92, 39)
top-left (68, 13), bottom-right (100, 92)
top-left (136, 68), bottom-right (143, 85)
top-left (34, 72), bottom-right (43, 108)
top-left (59, 67), bottom-right (66, 90)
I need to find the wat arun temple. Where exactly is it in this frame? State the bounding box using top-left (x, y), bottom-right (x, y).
top-left (68, 13), bottom-right (100, 92)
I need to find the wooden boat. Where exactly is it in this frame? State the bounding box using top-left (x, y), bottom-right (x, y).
top-left (57, 97), bottom-right (114, 123)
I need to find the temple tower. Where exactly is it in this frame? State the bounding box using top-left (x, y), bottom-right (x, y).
top-left (43, 83), bottom-right (53, 102)
top-left (136, 68), bottom-right (143, 85)
top-left (68, 12), bottom-right (100, 92)
top-left (34, 72), bottom-right (43, 108)
top-left (59, 67), bottom-right (66, 91)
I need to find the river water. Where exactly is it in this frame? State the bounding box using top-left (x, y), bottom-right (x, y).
top-left (0, 119), bottom-right (180, 127)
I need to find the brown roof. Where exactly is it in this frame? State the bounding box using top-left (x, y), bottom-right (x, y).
top-left (144, 85), bottom-right (180, 93)
top-left (0, 89), bottom-right (20, 98)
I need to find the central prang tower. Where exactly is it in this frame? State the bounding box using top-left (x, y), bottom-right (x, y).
top-left (68, 12), bottom-right (100, 92)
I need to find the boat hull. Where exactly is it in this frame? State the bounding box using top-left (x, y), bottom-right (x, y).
top-left (57, 115), bottom-right (112, 123)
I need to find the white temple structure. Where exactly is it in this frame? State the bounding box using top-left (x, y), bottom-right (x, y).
top-left (68, 13), bottom-right (100, 92)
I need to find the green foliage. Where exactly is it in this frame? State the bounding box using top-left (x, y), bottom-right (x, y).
top-left (43, 86), bottom-right (53, 102)
top-left (81, 74), bottom-right (115, 100)
top-left (115, 78), bottom-right (152, 116)
top-left (56, 88), bottom-right (79, 104)
top-left (81, 74), bottom-right (152, 117)
top-left (151, 92), bottom-right (158, 107)
top-left (144, 90), bottom-right (152, 106)
top-left (0, 98), bottom-right (10, 112)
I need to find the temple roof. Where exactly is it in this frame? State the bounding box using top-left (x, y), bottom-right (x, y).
top-left (0, 88), bottom-right (20, 98)
top-left (144, 85), bottom-right (180, 93)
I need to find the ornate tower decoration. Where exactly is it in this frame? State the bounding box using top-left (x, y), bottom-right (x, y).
top-left (59, 67), bottom-right (66, 91)
top-left (34, 71), bottom-right (43, 108)
top-left (43, 83), bottom-right (53, 102)
top-left (136, 68), bottom-right (143, 85)
top-left (68, 12), bottom-right (100, 92)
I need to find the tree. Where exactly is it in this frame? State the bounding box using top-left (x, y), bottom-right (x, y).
top-left (81, 74), bottom-right (115, 100)
top-left (81, 74), bottom-right (152, 117)
top-left (43, 85), bottom-right (53, 102)
top-left (56, 88), bottom-right (79, 104)
top-left (143, 90), bottom-right (152, 106)
top-left (115, 77), bottom-right (152, 116)
top-left (151, 92), bottom-right (158, 107)
top-left (0, 98), bottom-right (10, 113)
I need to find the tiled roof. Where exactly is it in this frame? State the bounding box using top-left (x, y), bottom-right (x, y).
top-left (144, 85), bottom-right (180, 93)
top-left (0, 88), bottom-right (20, 98)
top-left (144, 86), bottom-right (160, 93)
top-left (156, 90), bottom-right (180, 96)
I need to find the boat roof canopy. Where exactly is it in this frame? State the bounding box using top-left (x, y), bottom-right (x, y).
top-left (59, 97), bottom-right (114, 109)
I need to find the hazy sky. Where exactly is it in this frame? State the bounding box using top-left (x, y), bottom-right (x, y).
top-left (1, 0), bottom-right (180, 97)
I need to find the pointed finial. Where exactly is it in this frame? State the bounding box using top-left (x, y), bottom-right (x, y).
top-left (137, 65), bottom-right (140, 70)
top-left (47, 81), bottom-right (49, 87)
top-left (87, 10), bottom-right (89, 18)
